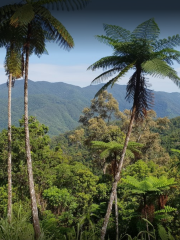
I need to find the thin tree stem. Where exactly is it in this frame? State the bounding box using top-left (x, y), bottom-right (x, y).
top-left (115, 189), bottom-right (119, 240)
top-left (101, 107), bottom-right (136, 240)
top-left (7, 73), bottom-right (12, 223)
top-left (24, 23), bottom-right (41, 240)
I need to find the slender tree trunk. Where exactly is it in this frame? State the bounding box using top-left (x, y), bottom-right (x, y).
top-left (101, 107), bottom-right (136, 240)
top-left (7, 73), bottom-right (12, 223)
top-left (115, 189), bottom-right (119, 240)
top-left (24, 24), bottom-right (41, 240)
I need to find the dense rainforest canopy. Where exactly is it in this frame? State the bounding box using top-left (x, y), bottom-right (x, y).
top-left (0, 92), bottom-right (180, 239)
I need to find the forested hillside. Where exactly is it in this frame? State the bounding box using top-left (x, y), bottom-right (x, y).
top-left (0, 80), bottom-right (180, 136)
top-left (1, 93), bottom-right (180, 239)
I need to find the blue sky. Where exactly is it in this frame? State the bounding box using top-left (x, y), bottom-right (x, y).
top-left (1, 0), bottom-right (180, 92)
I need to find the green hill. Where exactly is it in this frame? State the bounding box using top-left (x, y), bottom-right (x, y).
top-left (0, 80), bottom-right (180, 136)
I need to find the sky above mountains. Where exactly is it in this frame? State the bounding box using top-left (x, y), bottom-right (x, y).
top-left (0, 0), bottom-right (180, 92)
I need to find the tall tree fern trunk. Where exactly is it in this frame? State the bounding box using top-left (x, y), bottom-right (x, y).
top-left (7, 73), bottom-right (12, 223)
top-left (115, 189), bottom-right (118, 240)
top-left (101, 107), bottom-right (136, 240)
top-left (24, 24), bottom-right (41, 240)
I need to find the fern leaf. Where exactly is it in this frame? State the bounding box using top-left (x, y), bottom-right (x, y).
top-left (103, 23), bottom-right (131, 42)
top-left (131, 18), bottom-right (160, 40)
top-left (10, 3), bottom-right (35, 27)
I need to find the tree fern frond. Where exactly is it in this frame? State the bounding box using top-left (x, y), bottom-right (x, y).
top-left (158, 225), bottom-right (169, 240)
top-left (155, 206), bottom-right (177, 214)
top-left (122, 176), bottom-right (140, 188)
top-left (142, 58), bottom-right (180, 87)
top-left (0, 4), bottom-right (22, 22)
top-left (36, 5), bottom-right (74, 49)
top-left (153, 35), bottom-right (180, 51)
top-left (92, 63), bottom-right (134, 98)
top-left (91, 141), bottom-right (109, 149)
top-left (131, 18), bottom-right (160, 40)
top-left (103, 23), bottom-right (131, 42)
top-left (87, 56), bottom-right (126, 71)
top-left (95, 35), bottom-right (118, 47)
top-left (5, 47), bottom-right (22, 78)
top-left (100, 149), bottom-right (111, 159)
top-left (89, 68), bottom-right (122, 85)
top-left (10, 3), bottom-right (35, 27)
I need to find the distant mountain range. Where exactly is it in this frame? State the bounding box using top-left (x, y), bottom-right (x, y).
top-left (0, 80), bottom-right (180, 136)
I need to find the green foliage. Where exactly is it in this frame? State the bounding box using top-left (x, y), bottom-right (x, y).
top-left (122, 176), bottom-right (176, 195)
top-left (158, 224), bottom-right (175, 240)
top-left (43, 186), bottom-right (77, 223)
top-left (55, 162), bottom-right (99, 210)
top-left (0, 205), bottom-right (35, 240)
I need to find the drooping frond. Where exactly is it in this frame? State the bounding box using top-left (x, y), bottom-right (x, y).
top-left (87, 56), bottom-right (126, 71)
top-left (142, 58), bottom-right (180, 87)
top-left (91, 141), bottom-right (137, 159)
top-left (35, 5), bottom-right (74, 49)
top-left (92, 62), bottom-right (135, 98)
top-left (29, 19), bottom-right (47, 57)
top-left (153, 35), bottom-right (180, 51)
top-left (126, 71), bottom-right (153, 120)
top-left (8, 3), bottom-right (74, 49)
top-left (0, 4), bottom-right (22, 23)
top-left (95, 35), bottom-right (118, 47)
top-left (89, 68), bottom-right (123, 84)
top-left (5, 44), bottom-right (22, 79)
top-left (154, 48), bottom-right (180, 65)
top-left (103, 23), bottom-right (131, 42)
top-left (10, 3), bottom-right (35, 27)
top-left (131, 18), bottom-right (160, 41)
top-left (127, 142), bottom-right (143, 155)
top-left (32, 0), bottom-right (90, 11)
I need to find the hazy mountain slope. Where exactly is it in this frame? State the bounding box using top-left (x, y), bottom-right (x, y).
top-left (0, 80), bottom-right (180, 136)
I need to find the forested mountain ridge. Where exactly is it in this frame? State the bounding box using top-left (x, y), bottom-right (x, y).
top-left (0, 79), bottom-right (180, 136)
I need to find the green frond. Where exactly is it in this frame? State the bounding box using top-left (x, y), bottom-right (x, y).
top-left (122, 176), bottom-right (140, 188)
top-left (91, 141), bottom-right (109, 149)
top-left (5, 47), bottom-right (22, 78)
top-left (141, 58), bottom-right (180, 87)
top-left (92, 62), bottom-right (135, 98)
top-left (131, 18), bottom-right (160, 40)
top-left (150, 48), bottom-right (180, 65)
top-left (100, 149), bottom-right (111, 159)
top-left (91, 140), bottom-right (136, 159)
top-left (0, 4), bottom-right (21, 21)
top-left (153, 34), bottom-right (180, 51)
top-left (103, 23), bottom-right (131, 42)
top-left (10, 3), bottom-right (35, 27)
top-left (155, 206), bottom-right (177, 214)
top-left (95, 35), bottom-right (118, 47)
top-left (158, 225), bottom-right (169, 240)
top-left (36, 5), bottom-right (74, 49)
top-left (125, 149), bottom-right (134, 158)
top-left (171, 148), bottom-right (180, 154)
top-left (123, 176), bottom-right (176, 194)
top-left (87, 56), bottom-right (126, 71)
top-left (127, 142), bottom-right (144, 150)
top-left (90, 68), bottom-right (122, 85)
